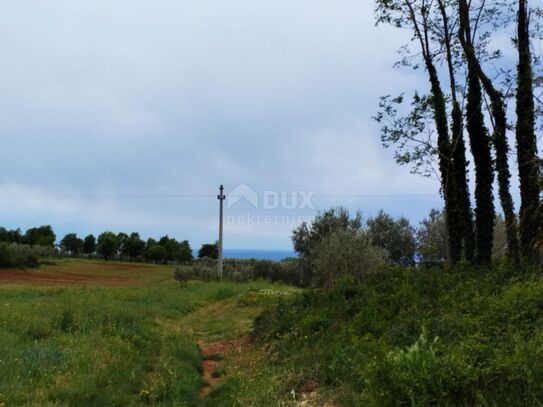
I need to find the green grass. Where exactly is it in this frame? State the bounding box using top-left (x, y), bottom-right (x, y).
top-left (0, 259), bottom-right (288, 406)
top-left (208, 263), bottom-right (543, 406)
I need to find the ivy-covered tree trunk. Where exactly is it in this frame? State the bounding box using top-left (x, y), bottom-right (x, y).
top-left (490, 94), bottom-right (520, 263)
top-left (403, 0), bottom-right (459, 266)
top-left (464, 60), bottom-right (495, 265)
top-left (437, 0), bottom-right (475, 263)
top-left (426, 64), bottom-right (458, 265)
top-left (451, 101), bottom-right (476, 262)
top-left (459, 0), bottom-right (518, 264)
top-left (516, 0), bottom-right (541, 261)
top-left (376, 0), bottom-right (471, 265)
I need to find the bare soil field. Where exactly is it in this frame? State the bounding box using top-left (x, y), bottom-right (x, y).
top-left (0, 259), bottom-right (173, 286)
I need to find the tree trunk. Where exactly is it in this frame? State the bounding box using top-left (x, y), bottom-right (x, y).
top-left (451, 101), bottom-right (476, 262)
top-left (435, 0), bottom-right (475, 264)
top-left (404, 0), bottom-right (458, 266)
top-left (464, 61), bottom-right (495, 264)
top-left (426, 63), bottom-right (458, 266)
top-left (459, 0), bottom-right (518, 263)
top-left (516, 0), bottom-right (541, 261)
top-left (492, 96), bottom-right (520, 263)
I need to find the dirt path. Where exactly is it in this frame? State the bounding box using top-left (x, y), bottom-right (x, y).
top-left (198, 339), bottom-right (237, 398)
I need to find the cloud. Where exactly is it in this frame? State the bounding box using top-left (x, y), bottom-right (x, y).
top-left (0, 0), bottom-right (439, 249)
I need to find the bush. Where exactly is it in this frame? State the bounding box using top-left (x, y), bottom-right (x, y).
top-left (0, 243), bottom-right (56, 268)
top-left (314, 229), bottom-right (386, 287)
top-left (192, 263), bottom-right (217, 281)
top-left (0, 243), bottom-right (12, 267)
top-left (173, 267), bottom-right (192, 285)
top-left (172, 258), bottom-right (304, 285)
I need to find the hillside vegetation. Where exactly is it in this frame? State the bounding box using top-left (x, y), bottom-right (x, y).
top-left (209, 263), bottom-right (543, 406)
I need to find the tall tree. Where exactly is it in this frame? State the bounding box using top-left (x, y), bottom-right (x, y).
top-left (24, 225), bottom-right (56, 247)
top-left (516, 0), bottom-right (541, 261)
top-left (60, 233), bottom-right (83, 256)
top-left (159, 236), bottom-right (181, 264)
top-left (437, 0), bottom-right (476, 262)
top-left (366, 210), bottom-right (417, 267)
top-left (197, 242), bottom-right (219, 260)
top-left (177, 240), bottom-right (193, 263)
top-left (464, 62), bottom-right (495, 264)
top-left (82, 234), bottom-right (96, 258)
top-left (376, 0), bottom-right (463, 264)
top-left (123, 233), bottom-right (145, 261)
top-left (97, 232), bottom-right (119, 261)
top-left (458, 0), bottom-right (519, 263)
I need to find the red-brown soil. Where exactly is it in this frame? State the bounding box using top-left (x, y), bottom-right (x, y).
top-left (0, 261), bottom-right (166, 286)
top-left (0, 268), bottom-right (131, 285)
top-left (199, 339), bottom-right (242, 398)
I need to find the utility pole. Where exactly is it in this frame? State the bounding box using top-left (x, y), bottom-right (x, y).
top-left (217, 184), bottom-right (225, 280)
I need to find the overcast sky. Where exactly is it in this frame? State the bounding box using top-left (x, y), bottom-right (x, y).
top-left (0, 0), bottom-right (449, 250)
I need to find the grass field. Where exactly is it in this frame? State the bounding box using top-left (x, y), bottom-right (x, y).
top-left (0, 259), bottom-right (294, 406)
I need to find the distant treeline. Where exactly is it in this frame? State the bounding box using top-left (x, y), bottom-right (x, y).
top-left (0, 226), bottom-right (58, 268)
top-left (0, 225), bottom-right (220, 266)
top-left (0, 225), bottom-right (56, 247)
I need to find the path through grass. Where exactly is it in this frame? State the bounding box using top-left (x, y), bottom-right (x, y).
top-left (0, 260), bottom-right (293, 406)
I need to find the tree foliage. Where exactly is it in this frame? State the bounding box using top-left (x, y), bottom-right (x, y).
top-left (198, 242), bottom-right (219, 260)
top-left (292, 207), bottom-right (362, 259)
top-left (366, 210), bottom-right (417, 267)
top-left (82, 234), bottom-right (96, 256)
top-left (417, 209), bottom-right (447, 264)
top-left (97, 232), bottom-right (119, 261)
top-left (122, 233), bottom-right (145, 260)
top-left (24, 225), bottom-right (56, 247)
top-left (314, 229), bottom-right (386, 287)
top-left (60, 233), bottom-right (83, 256)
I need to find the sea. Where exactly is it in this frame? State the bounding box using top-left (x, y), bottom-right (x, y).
top-left (223, 249), bottom-right (297, 261)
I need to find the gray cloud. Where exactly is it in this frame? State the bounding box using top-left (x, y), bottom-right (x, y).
top-left (0, 0), bottom-right (440, 249)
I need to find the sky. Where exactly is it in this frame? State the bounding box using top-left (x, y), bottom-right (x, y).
top-left (0, 0), bottom-right (451, 250)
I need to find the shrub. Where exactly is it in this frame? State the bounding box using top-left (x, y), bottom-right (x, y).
top-left (314, 229), bottom-right (386, 287)
top-left (0, 243), bottom-right (56, 268)
top-left (292, 207), bottom-right (362, 285)
top-left (0, 243), bottom-right (12, 267)
top-left (173, 267), bottom-right (192, 285)
top-left (192, 263), bottom-right (217, 281)
top-left (362, 329), bottom-right (467, 405)
top-left (172, 259), bottom-right (303, 285)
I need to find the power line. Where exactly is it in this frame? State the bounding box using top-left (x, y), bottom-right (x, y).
top-left (0, 192), bottom-right (441, 199)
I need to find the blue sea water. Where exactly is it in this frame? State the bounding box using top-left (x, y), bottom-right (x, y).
top-left (223, 249), bottom-right (297, 261)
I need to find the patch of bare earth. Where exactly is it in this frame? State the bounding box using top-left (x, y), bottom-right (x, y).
top-left (0, 260), bottom-right (172, 286)
top-left (198, 337), bottom-right (247, 398)
top-left (294, 392), bottom-right (338, 407)
top-left (0, 268), bottom-right (139, 286)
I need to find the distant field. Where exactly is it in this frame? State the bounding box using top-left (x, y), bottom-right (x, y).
top-left (0, 258), bottom-right (175, 286)
top-left (0, 259), bottom-right (292, 406)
